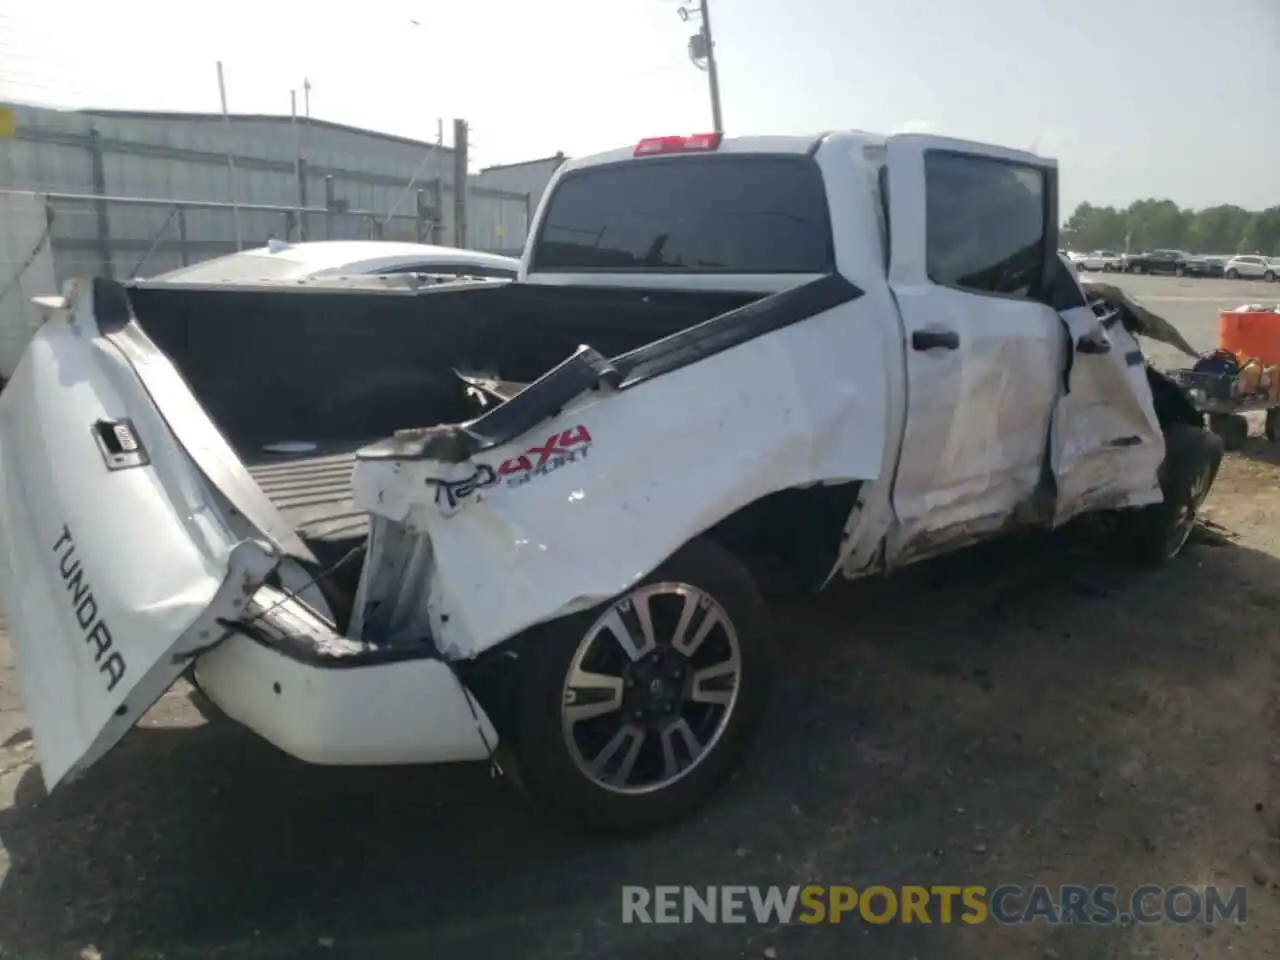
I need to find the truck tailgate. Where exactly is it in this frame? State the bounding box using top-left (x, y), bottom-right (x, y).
top-left (0, 278), bottom-right (281, 788)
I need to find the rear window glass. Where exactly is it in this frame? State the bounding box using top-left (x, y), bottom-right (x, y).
top-left (531, 155), bottom-right (834, 274)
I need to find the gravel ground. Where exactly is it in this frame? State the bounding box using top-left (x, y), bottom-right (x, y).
top-left (0, 274), bottom-right (1277, 959)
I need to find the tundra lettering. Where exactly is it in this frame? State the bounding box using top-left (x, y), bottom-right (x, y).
top-left (52, 524), bottom-right (127, 693)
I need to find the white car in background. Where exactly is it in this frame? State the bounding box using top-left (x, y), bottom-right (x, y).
top-left (149, 240), bottom-right (521, 284)
top-left (1077, 250), bottom-right (1124, 272)
top-left (1223, 255), bottom-right (1277, 281)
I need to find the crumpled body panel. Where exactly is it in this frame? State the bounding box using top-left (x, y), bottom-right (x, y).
top-left (350, 297), bottom-right (896, 659)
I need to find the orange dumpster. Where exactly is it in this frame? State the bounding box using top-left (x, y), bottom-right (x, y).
top-left (1219, 305), bottom-right (1280, 368)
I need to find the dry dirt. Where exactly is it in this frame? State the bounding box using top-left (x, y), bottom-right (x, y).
top-left (0, 437), bottom-right (1277, 959)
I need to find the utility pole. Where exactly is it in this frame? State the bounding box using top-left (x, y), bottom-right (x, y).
top-left (678, 0), bottom-right (723, 133)
top-left (215, 61), bottom-right (243, 250)
top-left (699, 0), bottom-right (723, 134)
top-left (452, 119), bottom-right (468, 249)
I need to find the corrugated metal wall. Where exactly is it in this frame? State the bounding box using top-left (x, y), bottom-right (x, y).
top-left (0, 103), bottom-right (534, 276)
top-left (470, 155), bottom-right (566, 231)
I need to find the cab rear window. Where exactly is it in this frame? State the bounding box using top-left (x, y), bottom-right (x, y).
top-left (531, 155), bottom-right (834, 274)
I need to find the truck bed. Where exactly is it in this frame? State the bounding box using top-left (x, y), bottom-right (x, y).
top-left (242, 380), bottom-right (527, 548)
top-left (245, 442), bottom-right (370, 546)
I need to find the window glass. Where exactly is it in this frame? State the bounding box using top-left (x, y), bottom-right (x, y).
top-left (925, 153), bottom-right (1047, 297)
top-left (532, 155), bottom-right (834, 273)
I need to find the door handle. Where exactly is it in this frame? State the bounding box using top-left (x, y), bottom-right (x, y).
top-left (912, 329), bottom-right (960, 351)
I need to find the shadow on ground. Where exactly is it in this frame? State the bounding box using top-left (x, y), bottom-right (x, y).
top-left (1236, 433), bottom-right (1280, 466)
top-left (0, 525), bottom-right (1277, 960)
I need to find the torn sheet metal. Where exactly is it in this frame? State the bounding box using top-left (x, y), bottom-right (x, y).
top-left (350, 296), bottom-right (898, 659)
top-left (1050, 302), bottom-right (1165, 526)
top-left (1079, 279), bottom-right (1200, 359)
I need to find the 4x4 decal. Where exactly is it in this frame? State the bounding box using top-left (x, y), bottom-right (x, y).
top-left (428, 425), bottom-right (594, 510)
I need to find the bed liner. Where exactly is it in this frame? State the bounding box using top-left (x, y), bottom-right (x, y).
top-left (245, 442), bottom-right (370, 546)
top-left (240, 377), bottom-right (533, 547)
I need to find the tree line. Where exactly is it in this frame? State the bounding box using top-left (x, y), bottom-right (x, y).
top-left (1062, 200), bottom-right (1280, 257)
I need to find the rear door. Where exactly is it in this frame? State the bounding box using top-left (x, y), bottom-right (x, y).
top-left (884, 136), bottom-right (1066, 562)
top-left (0, 279), bottom-right (281, 789)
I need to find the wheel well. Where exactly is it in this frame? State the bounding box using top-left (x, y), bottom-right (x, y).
top-left (456, 480), bottom-right (863, 740)
top-left (700, 481), bottom-right (864, 594)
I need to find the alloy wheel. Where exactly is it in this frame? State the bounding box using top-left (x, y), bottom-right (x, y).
top-left (560, 582), bottom-right (742, 795)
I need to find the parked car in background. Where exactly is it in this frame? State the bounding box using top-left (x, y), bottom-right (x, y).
top-left (1194, 256), bottom-right (1227, 278)
top-left (1177, 255), bottom-right (1220, 278)
top-left (1124, 250), bottom-right (1191, 276)
top-left (148, 240), bottom-right (521, 284)
top-left (1223, 255), bottom-right (1275, 281)
top-left (1077, 250), bottom-right (1124, 272)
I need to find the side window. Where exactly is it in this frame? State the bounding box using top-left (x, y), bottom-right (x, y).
top-left (924, 152), bottom-right (1047, 299)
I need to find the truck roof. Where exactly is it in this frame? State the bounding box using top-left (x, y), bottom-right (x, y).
top-left (554, 130), bottom-right (1054, 179)
top-left (555, 131), bottom-right (888, 176)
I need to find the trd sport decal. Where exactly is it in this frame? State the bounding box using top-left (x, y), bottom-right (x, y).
top-left (428, 425), bottom-right (593, 509)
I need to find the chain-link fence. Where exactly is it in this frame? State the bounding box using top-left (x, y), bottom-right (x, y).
top-left (0, 190), bottom-right (55, 378)
top-left (41, 190), bottom-right (439, 283)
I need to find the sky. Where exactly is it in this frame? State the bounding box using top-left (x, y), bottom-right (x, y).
top-left (1, 0), bottom-right (1277, 214)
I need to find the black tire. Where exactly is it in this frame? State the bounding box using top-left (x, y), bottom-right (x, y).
top-left (1208, 412), bottom-right (1249, 451)
top-left (511, 537), bottom-right (774, 835)
top-left (1110, 424), bottom-right (1223, 567)
top-left (1226, 269), bottom-right (1239, 280)
top-left (1175, 265), bottom-right (1185, 277)
top-left (1266, 407), bottom-right (1280, 442)
top-left (1265, 270), bottom-right (1276, 283)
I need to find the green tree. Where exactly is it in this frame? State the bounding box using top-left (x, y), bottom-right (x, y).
top-left (1241, 207), bottom-right (1280, 257)
top-left (1125, 199), bottom-right (1188, 252)
top-left (1062, 203), bottom-right (1127, 251)
top-left (1186, 205), bottom-right (1252, 254)
top-left (1062, 200), bottom-right (1277, 256)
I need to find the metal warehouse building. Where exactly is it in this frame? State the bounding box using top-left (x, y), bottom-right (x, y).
top-left (469, 153), bottom-right (567, 224)
top-left (0, 102), bottom-right (536, 283)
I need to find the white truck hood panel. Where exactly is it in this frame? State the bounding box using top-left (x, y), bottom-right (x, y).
top-left (0, 279), bottom-right (279, 788)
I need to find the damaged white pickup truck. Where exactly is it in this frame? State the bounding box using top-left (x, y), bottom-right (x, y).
top-left (0, 131), bottom-right (1221, 833)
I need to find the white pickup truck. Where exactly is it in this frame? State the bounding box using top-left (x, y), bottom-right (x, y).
top-left (0, 131), bottom-right (1222, 834)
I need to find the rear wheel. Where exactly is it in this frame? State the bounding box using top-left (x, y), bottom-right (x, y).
top-left (511, 537), bottom-right (773, 834)
top-left (1226, 268), bottom-right (1239, 279)
top-left (1110, 424), bottom-right (1223, 566)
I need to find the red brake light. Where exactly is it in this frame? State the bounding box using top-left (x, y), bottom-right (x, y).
top-left (633, 132), bottom-right (723, 156)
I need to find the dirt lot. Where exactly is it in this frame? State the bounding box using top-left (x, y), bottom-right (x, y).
top-left (0, 276), bottom-right (1278, 958)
